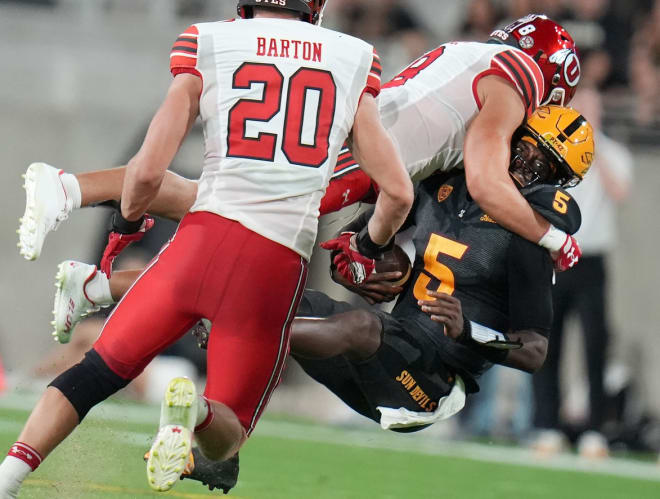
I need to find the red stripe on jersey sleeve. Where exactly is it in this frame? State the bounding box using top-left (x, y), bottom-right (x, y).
top-left (364, 49), bottom-right (381, 97)
top-left (170, 25), bottom-right (199, 77)
top-left (509, 49), bottom-right (544, 108)
top-left (491, 49), bottom-right (544, 117)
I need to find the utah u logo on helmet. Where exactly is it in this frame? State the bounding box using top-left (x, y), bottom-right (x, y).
top-left (237, 0), bottom-right (328, 25)
top-left (490, 14), bottom-right (581, 106)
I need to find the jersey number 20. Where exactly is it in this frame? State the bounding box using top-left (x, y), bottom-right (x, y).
top-left (227, 62), bottom-right (337, 168)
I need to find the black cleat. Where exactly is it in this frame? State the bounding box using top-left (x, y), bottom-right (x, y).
top-left (183, 448), bottom-right (239, 494)
top-left (191, 320), bottom-right (210, 350)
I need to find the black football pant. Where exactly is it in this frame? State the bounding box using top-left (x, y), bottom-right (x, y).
top-left (532, 255), bottom-right (609, 431)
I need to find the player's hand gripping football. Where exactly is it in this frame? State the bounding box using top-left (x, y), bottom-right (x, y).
top-left (330, 265), bottom-right (405, 304)
top-left (320, 232), bottom-right (377, 285)
top-left (100, 211), bottom-right (154, 277)
top-left (552, 233), bottom-right (582, 272)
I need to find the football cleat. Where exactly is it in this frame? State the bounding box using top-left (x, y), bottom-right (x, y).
top-left (147, 377), bottom-right (198, 492)
top-left (144, 448), bottom-right (239, 494)
top-left (52, 261), bottom-right (101, 344)
top-left (18, 162), bottom-right (73, 261)
top-left (191, 320), bottom-right (210, 350)
top-left (183, 449), bottom-right (239, 494)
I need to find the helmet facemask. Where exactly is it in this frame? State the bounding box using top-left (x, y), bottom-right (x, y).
top-left (509, 135), bottom-right (558, 188)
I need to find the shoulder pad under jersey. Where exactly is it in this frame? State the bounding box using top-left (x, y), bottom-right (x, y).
top-left (522, 184), bottom-right (581, 235)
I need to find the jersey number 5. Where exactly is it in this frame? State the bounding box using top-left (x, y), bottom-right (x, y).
top-left (413, 234), bottom-right (468, 300)
top-left (227, 62), bottom-right (337, 168)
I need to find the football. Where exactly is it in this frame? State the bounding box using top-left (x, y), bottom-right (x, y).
top-left (374, 244), bottom-right (412, 287)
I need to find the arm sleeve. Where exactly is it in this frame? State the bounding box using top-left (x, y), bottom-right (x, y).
top-left (170, 25), bottom-right (201, 79)
top-left (486, 49), bottom-right (545, 118)
top-left (364, 49), bottom-right (382, 97)
top-left (320, 143), bottom-right (378, 215)
top-left (507, 235), bottom-right (553, 335)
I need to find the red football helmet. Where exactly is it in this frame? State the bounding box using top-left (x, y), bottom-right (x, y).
top-left (237, 0), bottom-right (327, 25)
top-left (490, 14), bottom-right (580, 106)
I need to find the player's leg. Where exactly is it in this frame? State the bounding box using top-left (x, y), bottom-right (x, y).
top-left (194, 216), bottom-right (308, 461)
top-left (574, 257), bottom-right (610, 457)
top-left (531, 274), bottom-right (572, 454)
top-left (78, 168), bottom-right (196, 221)
top-left (1, 218), bottom-right (210, 495)
top-left (18, 163), bottom-right (196, 260)
top-left (295, 306), bottom-right (455, 431)
top-left (292, 290), bottom-right (382, 362)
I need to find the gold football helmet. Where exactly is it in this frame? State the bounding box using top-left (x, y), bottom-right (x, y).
top-left (522, 105), bottom-right (594, 187)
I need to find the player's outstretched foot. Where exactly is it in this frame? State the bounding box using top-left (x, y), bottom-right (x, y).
top-left (145, 448), bottom-right (239, 494)
top-left (18, 163), bottom-right (73, 261)
top-left (147, 377), bottom-right (197, 492)
top-left (183, 449), bottom-right (239, 494)
top-left (52, 261), bottom-right (101, 344)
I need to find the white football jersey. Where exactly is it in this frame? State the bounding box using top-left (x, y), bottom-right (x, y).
top-left (379, 41), bottom-right (545, 182)
top-left (170, 18), bottom-right (381, 259)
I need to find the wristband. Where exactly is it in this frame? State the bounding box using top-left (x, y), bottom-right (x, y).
top-left (111, 210), bottom-right (144, 235)
top-left (355, 225), bottom-right (394, 260)
top-left (538, 225), bottom-right (567, 252)
top-left (457, 319), bottom-right (522, 350)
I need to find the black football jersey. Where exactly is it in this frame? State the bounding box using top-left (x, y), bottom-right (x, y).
top-left (390, 171), bottom-right (562, 384)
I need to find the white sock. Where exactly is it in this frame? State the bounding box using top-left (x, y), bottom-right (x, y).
top-left (85, 270), bottom-right (114, 306)
top-left (59, 172), bottom-right (82, 209)
top-left (0, 456), bottom-right (32, 499)
top-left (195, 395), bottom-right (212, 428)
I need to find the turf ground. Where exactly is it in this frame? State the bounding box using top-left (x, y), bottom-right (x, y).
top-left (1, 391), bottom-right (660, 499)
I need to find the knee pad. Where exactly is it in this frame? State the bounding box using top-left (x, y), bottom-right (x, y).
top-left (48, 348), bottom-right (130, 421)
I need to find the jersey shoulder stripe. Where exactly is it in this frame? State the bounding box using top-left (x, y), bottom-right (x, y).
top-left (491, 49), bottom-right (543, 117)
top-left (170, 25), bottom-right (199, 76)
top-left (365, 49), bottom-right (382, 97)
top-left (331, 144), bottom-right (359, 178)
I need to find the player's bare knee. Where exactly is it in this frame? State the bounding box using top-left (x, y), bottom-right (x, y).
top-left (342, 310), bottom-right (382, 362)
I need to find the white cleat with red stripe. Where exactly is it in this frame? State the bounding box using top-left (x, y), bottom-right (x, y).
top-left (147, 377), bottom-right (198, 492)
top-left (52, 261), bottom-right (100, 344)
top-left (18, 163), bottom-right (73, 261)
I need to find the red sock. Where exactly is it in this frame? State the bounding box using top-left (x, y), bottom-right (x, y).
top-left (7, 442), bottom-right (42, 471)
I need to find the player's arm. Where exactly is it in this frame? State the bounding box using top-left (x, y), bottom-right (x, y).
top-left (120, 74), bottom-right (201, 221)
top-left (419, 291), bottom-right (549, 373)
top-left (464, 76), bottom-right (552, 245)
top-left (350, 93), bottom-right (413, 245)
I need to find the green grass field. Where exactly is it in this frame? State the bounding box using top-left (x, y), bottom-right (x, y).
top-left (1, 391), bottom-right (660, 499)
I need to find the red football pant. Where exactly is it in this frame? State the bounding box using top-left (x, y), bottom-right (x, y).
top-left (94, 211), bottom-right (307, 434)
